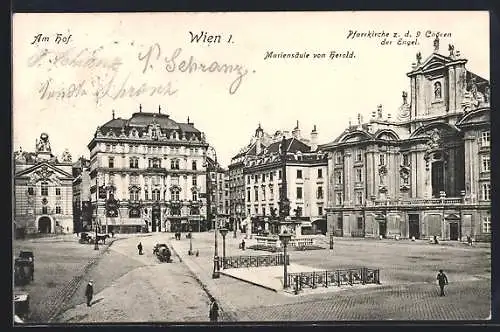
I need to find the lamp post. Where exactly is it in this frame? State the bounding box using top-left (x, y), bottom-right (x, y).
top-left (219, 227), bottom-right (228, 261)
top-left (94, 217), bottom-right (99, 250)
top-left (279, 228), bottom-right (292, 288)
top-left (188, 226), bottom-right (193, 255)
top-left (207, 146), bottom-right (220, 279)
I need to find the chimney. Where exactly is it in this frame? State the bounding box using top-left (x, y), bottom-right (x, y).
top-left (292, 120), bottom-right (301, 139)
top-left (310, 125), bottom-right (318, 151)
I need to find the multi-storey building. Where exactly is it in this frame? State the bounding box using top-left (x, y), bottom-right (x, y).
top-left (13, 133), bottom-right (74, 235)
top-left (244, 123), bottom-right (328, 235)
top-left (224, 171), bottom-right (230, 216)
top-left (72, 157), bottom-right (92, 232)
top-left (228, 124), bottom-right (287, 232)
top-left (323, 38), bottom-right (491, 241)
top-left (87, 106), bottom-right (209, 233)
top-left (206, 156), bottom-right (228, 229)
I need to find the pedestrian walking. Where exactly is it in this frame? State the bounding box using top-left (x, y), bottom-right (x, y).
top-left (467, 235), bottom-right (473, 246)
top-left (85, 280), bottom-right (94, 306)
top-left (209, 298), bottom-right (219, 322)
top-left (241, 239), bottom-right (246, 251)
top-left (436, 269), bottom-right (449, 296)
top-left (137, 242), bottom-right (143, 255)
top-left (433, 235), bottom-right (439, 244)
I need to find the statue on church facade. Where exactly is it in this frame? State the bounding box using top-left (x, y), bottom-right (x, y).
top-left (36, 133), bottom-right (51, 153)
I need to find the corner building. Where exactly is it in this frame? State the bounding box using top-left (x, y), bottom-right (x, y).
top-left (323, 40), bottom-right (491, 242)
top-left (87, 106), bottom-right (209, 233)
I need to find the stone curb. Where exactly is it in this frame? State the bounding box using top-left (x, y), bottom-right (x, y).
top-left (168, 242), bottom-right (240, 322)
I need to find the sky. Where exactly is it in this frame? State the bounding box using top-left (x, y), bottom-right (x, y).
top-left (12, 11), bottom-right (489, 167)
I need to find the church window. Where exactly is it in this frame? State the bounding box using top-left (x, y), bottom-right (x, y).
top-left (41, 182), bottom-right (48, 196)
top-left (434, 82), bottom-right (442, 99)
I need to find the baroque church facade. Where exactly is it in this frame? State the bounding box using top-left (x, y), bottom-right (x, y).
top-left (13, 133), bottom-right (75, 235)
top-left (323, 38), bottom-right (491, 241)
top-left (87, 106), bottom-right (210, 233)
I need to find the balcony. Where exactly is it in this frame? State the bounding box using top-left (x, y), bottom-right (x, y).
top-left (370, 197), bottom-right (464, 207)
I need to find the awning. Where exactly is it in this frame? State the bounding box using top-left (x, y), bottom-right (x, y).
top-left (301, 221), bottom-right (313, 227)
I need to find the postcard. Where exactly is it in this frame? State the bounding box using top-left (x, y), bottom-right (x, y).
top-left (12, 11), bottom-right (491, 324)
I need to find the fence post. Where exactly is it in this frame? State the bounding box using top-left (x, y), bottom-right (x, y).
top-left (294, 275), bottom-right (299, 295)
top-left (376, 269), bottom-right (381, 284)
top-left (337, 271), bottom-right (340, 287)
top-left (349, 271), bottom-right (353, 286)
top-left (325, 271), bottom-right (328, 288)
top-left (312, 272), bottom-right (316, 289)
top-left (361, 268), bottom-right (366, 285)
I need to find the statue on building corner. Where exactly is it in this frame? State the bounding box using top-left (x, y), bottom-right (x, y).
top-left (416, 52), bottom-right (422, 65)
top-left (433, 36), bottom-right (440, 52)
top-left (448, 44), bottom-right (455, 58)
top-left (36, 133), bottom-right (51, 153)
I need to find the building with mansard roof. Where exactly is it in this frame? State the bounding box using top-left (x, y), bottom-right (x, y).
top-left (242, 122), bottom-right (328, 235)
top-left (87, 105), bottom-right (210, 233)
top-left (13, 133), bottom-right (74, 235)
top-left (322, 38), bottom-right (490, 242)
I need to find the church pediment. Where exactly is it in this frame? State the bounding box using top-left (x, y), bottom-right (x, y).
top-left (456, 108), bottom-right (490, 127)
top-left (16, 162), bottom-right (73, 184)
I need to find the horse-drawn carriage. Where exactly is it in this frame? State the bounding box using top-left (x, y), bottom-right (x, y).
top-left (14, 250), bottom-right (34, 286)
top-left (153, 243), bottom-right (172, 263)
top-left (79, 232), bottom-right (110, 244)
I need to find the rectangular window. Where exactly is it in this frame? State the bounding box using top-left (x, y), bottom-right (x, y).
top-left (318, 206), bottom-right (323, 216)
top-left (481, 156), bottom-right (491, 172)
top-left (335, 192), bottom-right (343, 205)
top-left (481, 183), bottom-right (491, 200)
top-left (482, 216), bottom-right (491, 233)
top-left (247, 190), bottom-right (251, 202)
top-left (262, 207), bottom-right (266, 216)
top-left (262, 174), bottom-right (265, 182)
top-left (481, 131), bottom-right (490, 147)
top-left (108, 157), bottom-right (114, 168)
top-left (355, 150), bottom-right (363, 162)
top-left (41, 182), bottom-right (48, 196)
top-left (145, 190), bottom-right (149, 200)
top-left (379, 154), bottom-right (385, 166)
top-left (247, 175), bottom-right (251, 184)
top-left (278, 170), bottom-right (282, 180)
top-left (335, 171), bottom-right (343, 184)
top-left (356, 192), bottom-right (363, 205)
top-left (317, 169), bottom-right (323, 178)
top-left (296, 206), bottom-right (302, 217)
top-left (297, 170), bottom-right (303, 179)
top-left (192, 176), bottom-right (197, 186)
top-left (56, 206), bottom-right (62, 214)
top-left (42, 206), bottom-right (48, 214)
top-left (55, 188), bottom-right (61, 196)
top-left (254, 188), bottom-right (259, 201)
top-left (296, 187), bottom-right (303, 199)
top-left (255, 207), bottom-right (259, 215)
top-left (357, 217), bottom-right (363, 229)
top-left (336, 152), bottom-right (342, 164)
top-left (192, 161), bottom-right (197, 170)
top-left (402, 154), bottom-right (409, 166)
top-left (356, 168), bottom-right (363, 182)
top-left (317, 186), bottom-right (324, 199)
top-left (269, 185), bottom-right (274, 198)
top-left (192, 192), bottom-right (198, 201)
top-left (269, 172), bottom-right (274, 181)
top-left (262, 187), bottom-right (266, 201)
top-left (28, 187), bottom-right (34, 195)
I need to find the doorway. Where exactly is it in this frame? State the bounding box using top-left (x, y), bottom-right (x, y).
top-left (449, 222), bottom-right (459, 241)
top-left (378, 221), bottom-right (387, 238)
top-left (431, 160), bottom-right (444, 198)
top-left (38, 216), bottom-right (51, 233)
top-left (408, 214), bottom-right (420, 239)
top-left (152, 206), bottom-right (161, 232)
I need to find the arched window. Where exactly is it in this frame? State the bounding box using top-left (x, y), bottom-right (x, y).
top-left (129, 189), bottom-right (139, 201)
top-left (41, 182), bottom-right (48, 196)
top-left (434, 82), bottom-right (442, 99)
top-left (171, 159), bottom-right (180, 170)
top-left (192, 161), bottom-right (197, 170)
top-left (152, 189), bottom-right (161, 201)
top-left (172, 189), bottom-right (180, 201)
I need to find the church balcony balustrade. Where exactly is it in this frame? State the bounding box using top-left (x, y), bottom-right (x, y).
top-left (144, 167), bottom-right (168, 174)
top-left (368, 197), bottom-right (465, 207)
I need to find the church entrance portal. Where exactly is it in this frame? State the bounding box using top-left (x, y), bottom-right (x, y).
top-left (38, 216), bottom-right (51, 233)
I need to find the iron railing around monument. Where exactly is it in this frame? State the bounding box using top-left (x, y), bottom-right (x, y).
top-left (221, 254), bottom-right (290, 269)
top-left (286, 267), bottom-right (380, 292)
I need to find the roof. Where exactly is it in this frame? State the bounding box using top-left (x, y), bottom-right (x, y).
top-left (265, 137), bottom-right (311, 154)
top-left (100, 112), bottom-right (202, 135)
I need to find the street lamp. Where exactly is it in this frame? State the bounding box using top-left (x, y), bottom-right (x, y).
top-left (207, 145), bottom-right (220, 279)
top-left (219, 227), bottom-right (228, 261)
top-left (188, 226), bottom-right (193, 255)
top-left (279, 227), bottom-right (292, 289)
top-left (94, 217), bottom-right (99, 250)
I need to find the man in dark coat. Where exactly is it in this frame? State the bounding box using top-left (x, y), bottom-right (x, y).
top-left (436, 269), bottom-right (449, 296)
top-left (209, 298), bottom-right (219, 322)
top-left (85, 280), bottom-right (94, 306)
top-left (137, 242), bottom-right (143, 255)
